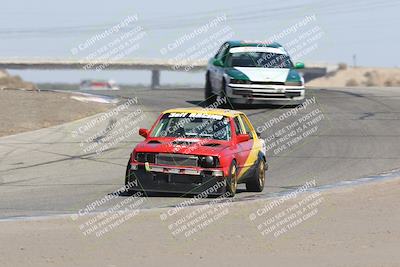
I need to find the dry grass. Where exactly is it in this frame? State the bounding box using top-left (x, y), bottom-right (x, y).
top-left (307, 67), bottom-right (400, 87)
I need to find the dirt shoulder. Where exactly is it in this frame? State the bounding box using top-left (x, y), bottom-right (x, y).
top-left (0, 90), bottom-right (111, 137)
top-left (0, 177), bottom-right (399, 267)
top-left (307, 66), bottom-right (400, 87)
top-left (0, 69), bottom-right (36, 90)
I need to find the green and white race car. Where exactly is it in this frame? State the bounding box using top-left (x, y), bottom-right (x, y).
top-left (205, 40), bottom-right (305, 106)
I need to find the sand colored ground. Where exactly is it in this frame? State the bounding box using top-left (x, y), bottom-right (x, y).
top-left (0, 69), bottom-right (36, 90)
top-left (307, 67), bottom-right (400, 87)
top-left (0, 90), bottom-right (111, 137)
top-left (0, 177), bottom-right (399, 267)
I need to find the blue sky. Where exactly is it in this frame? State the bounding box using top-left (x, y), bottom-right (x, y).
top-left (1, 0), bottom-right (399, 84)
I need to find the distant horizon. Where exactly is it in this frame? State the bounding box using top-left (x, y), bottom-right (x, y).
top-left (1, 0), bottom-right (399, 83)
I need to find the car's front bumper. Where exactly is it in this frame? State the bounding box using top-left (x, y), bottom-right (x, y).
top-left (126, 163), bottom-right (227, 195)
top-left (227, 84), bottom-right (305, 105)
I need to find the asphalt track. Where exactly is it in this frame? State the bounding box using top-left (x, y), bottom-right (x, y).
top-left (1, 87), bottom-right (400, 219)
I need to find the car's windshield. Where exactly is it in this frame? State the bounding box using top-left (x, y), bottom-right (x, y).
top-left (151, 113), bottom-right (231, 140)
top-left (226, 52), bottom-right (293, 68)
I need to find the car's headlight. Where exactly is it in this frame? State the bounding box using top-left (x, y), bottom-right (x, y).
top-left (285, 81), bottom-right (303, 86)
top-left (198, 156), bottom-right (220, 168)
top-left (230, 79), bottom-right (251, 84)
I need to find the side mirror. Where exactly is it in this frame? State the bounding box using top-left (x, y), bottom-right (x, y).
top-left (213, 58), bottom-right (224, 67)
top-left (237, 134), bottom-right (250, 143)
top-left (294, 62), bottom-right (305, 69)
top-left (139, 128), bottom-right (149, 138)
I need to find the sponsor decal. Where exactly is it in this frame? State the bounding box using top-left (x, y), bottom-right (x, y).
top-left (168, 112), bottom-right (224, 120)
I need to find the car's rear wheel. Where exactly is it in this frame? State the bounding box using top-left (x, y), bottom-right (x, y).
top-left (205, 73), bottom-right (217, 104)
top-left (226, 161), bottom-right (238, 197)
top-left (246, 159), bottom-right (266, 192)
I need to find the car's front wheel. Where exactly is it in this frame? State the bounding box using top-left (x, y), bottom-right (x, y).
top-left (205, 73), bottom-right (217, 104)
top-left (220, 79), bottom-right (234, 109)
top-left (226, 161), bottom-right (238, 197)
top-left (125, 160), bottom-right (133, 190)
top-left (246, 159), bottom-right (266, 192)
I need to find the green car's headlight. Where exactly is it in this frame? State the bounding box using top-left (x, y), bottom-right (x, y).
top-left (285, 81), bottom-right (303, 86)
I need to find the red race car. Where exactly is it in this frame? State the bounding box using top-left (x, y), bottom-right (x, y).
top-left (125, 107), bottom-right (267, 196)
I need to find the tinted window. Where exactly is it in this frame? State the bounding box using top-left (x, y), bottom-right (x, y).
top-left (214, 43), bottom-right (228, 58)
top-left (233, 117), bottom-right (243, 135)
top-left (217, 43), bottom-right (229, 63)
top-left (151, 113), bottom-right (231, 141)
top-left (240, 115), bottom-right (254, 139)
top-left (226, 52), bottom-right (293, 68)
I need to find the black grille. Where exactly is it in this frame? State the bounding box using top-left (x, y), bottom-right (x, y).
top-left (232, 89), bottom-right (301, 99)
top-left (250, 81), bottom-right (285, 85)
top-left (156, 153), bottom-right (198, 167)
top-left (136, 153), bottom-right (156, 163)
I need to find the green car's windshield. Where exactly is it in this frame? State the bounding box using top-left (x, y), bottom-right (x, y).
top-left (151, 113), bottom-right (231, 140)
top-left (226, 52), bottom-right (293, 68)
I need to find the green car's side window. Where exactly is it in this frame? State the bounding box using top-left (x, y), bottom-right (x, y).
top-left (216, 43), bottom-right (229, 65)
top-left (214, 43), bottom-right (225, 58)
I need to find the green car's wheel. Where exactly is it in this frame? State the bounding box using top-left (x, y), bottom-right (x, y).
top-left (221, 79), bottom-right (234, 109)
top-left (205, 73), bottom-right (217, 104)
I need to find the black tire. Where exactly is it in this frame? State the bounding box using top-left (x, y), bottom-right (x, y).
top-left (205, 73), bottom-right (217, 104)
top-left (220, 79), bottom-right (234, 109)
top-left (246, 159), bottom-right (266, 192)
top-left (226, 161), bottom-right (238, 197)
top-left (125, 161), bottom-right (133, 190)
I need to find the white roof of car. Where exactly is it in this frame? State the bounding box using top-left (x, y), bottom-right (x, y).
top-left (229, 46), bottom-right (287, 54)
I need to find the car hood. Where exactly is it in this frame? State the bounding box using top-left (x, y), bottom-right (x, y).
top-left (226, 67), bottom-right (299, 83)
top-left (135, 137), bottom-right (230, 156)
